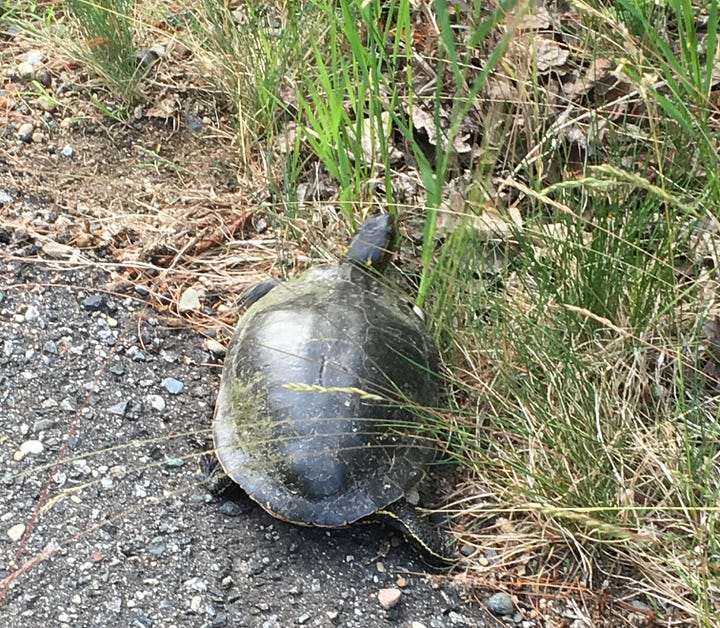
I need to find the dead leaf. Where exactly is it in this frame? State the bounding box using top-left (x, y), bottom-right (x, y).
top-left (564, 57), bottom-right (619, 99)
top-left (484, 77), bottom-right (518, 102)
top-left (472, 206), bottom-right (523, 239)
top-left (535, 37), bottom-right (569, 72)
top-left (347, 112), bottom-right (403, 166)
top-left (179, 286), bottom-right (204, 312)
top-left (41, 239), bottom-right (77, 259)
top-left (515, 7), bottom-right (552, 30)
top-left (146, 95), bottom-right (180, 119)
top-left (497, 517), bottom-right (516, 534)
top-left (409, 106), bottom-right (475, 155)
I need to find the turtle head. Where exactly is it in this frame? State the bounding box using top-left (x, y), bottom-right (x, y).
top-left (345, 214), bottom-right (397, 273)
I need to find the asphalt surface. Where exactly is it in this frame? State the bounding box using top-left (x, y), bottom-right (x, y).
top-left (0, 258), bottom-right (500, 628)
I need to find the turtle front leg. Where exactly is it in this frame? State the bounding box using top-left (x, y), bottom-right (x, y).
top-left (240, 280), bottom-right (281, 308)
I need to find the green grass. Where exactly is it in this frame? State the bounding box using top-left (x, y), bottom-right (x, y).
top-left (7, 0), bottom-right (153, 108)
top-left (9, 0), bottom-right (720, 622)
top-left (421, 1), bottom-right (720, 621)
top-left (172, 0), bottom-right (323, 161)
top-left (64, 0), bottom-right (143, 103)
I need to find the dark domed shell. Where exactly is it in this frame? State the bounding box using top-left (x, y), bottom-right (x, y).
top-left (214, 263), bottom-right (439, 526)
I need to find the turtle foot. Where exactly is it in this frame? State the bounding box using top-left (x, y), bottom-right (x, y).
top-left (198, 452), bottom-right (234, 495)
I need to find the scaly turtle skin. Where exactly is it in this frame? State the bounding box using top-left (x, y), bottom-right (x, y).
top-left (210, 215), bottom-right (456, 562)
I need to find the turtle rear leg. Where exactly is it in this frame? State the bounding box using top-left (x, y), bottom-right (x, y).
top-left (199, 452), bottom-right (234, 495)
top-left (375, 499), bottom-right (458, 566)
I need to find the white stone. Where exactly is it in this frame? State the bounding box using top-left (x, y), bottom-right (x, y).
top-left (378, 588), bottom-right (402, 610)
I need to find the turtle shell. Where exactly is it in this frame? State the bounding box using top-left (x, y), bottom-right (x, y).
top-left (214, 262), bottom-right (440, 527)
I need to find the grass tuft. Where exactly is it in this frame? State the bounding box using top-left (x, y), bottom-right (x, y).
top-left (63, 0), bottom-right (144, 104)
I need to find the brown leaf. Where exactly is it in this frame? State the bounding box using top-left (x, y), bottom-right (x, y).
top-left (145, 95), bottom-right (180, 119)
top-left (564, 57), bottom-right (619, 99)
top-left (535, 37), bottom-right (569, 72)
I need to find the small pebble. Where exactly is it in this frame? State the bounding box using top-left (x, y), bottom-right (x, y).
top-left (36, 69), bottom-right (52, 87)
top-left (24, 305), bottom-right (40, 321)
top-left (60, 398), bottom-right (77, 412)
top-left (22, 49), bottom-right (45, 65)
top-left (162, 377), bottom-right (184, 395)
top-left (17, 61), bottom-right (34, 80)
top-left (185, 577), bottom-right (207, 593)
top-left (206, 339), bottom-right (225, 356)
top-left (33, 418), bottom-right (54, 431)
top-left (36, 96), bottom-right (56, 112)
top-left (630, 599), bottom-right (653, 611)
top-left (487, 591), bottom-right (515, 616)
top-left (219, 501), bottom-right (244, 517)
top-left (136, 48), bottom-right (161, 69)
top-left (147, 537), bottom-right (166, 556)
top-left (83, 294), bottom-right (105, 311)
top-left (61, 145), bottom-right (74, 158)
top-left (73, 459), bottom-right (92, 475)
top-left (179, 287), bottom-right (202, 312)
top-left (108, 401), bottom-right (128, 416)
top-left (184, 111), bottom-right (204, 134)
top-left (17, 122), bottom-right (34, 142)
top-left (108, 364), bottom-right (124, 377)
top-left (211, 612), bottom-right (228, 627)
top-left (127, 346), bottom-right (146, 362)
top-left (378, 588), bottom-right (402, 610)
top-left (20, 439), bottom-right (44, 455)
top-left (146, 395), bottom-right (166, 411)
top-left (7, 523), bottom-right (26, 542)
top-left (42, 340), bottom-right (58, 354)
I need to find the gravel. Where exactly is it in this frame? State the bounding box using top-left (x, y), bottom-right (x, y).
top-left (486, 592), bottom-right (514, 617)
top-left (0, 261), bottom-right (504, 627)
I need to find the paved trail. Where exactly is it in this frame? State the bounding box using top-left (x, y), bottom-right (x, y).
top-left (0, 261), bottom-right (496, 628)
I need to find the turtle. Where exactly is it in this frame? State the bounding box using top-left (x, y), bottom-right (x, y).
top-left (207, 214), bottom-right (457, 563)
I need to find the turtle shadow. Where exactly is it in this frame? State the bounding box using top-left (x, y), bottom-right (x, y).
top-left (207, 484), bottom-right (440, 570)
